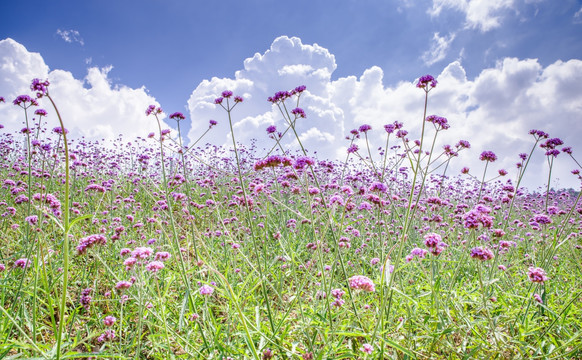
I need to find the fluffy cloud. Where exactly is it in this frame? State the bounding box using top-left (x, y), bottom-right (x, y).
top-left (0, 38), bottom-right (167, 142)
top-left (1, 36), bottom-right (581, 190)
top-left (187, 36), bottom-right (582, 190)
top-left (429, 0), bottom-right (516, 32)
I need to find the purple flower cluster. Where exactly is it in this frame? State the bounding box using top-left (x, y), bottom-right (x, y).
top-left (267, 85), bottom-right (306, 103)
top-left (349, 275), bottom-right (375, 292)
top-left (253, 155), bottom-right (292, 171)
top-left (77, 234), bottom-right (107, 254)
top-left (31, 78), bottom-right (50, 97)
top-left (470, 247), bottom-right (494, 261)
top-left (528, 267), bottom-right (548, 283)
top-left (416, 74), bottom-right (437, 89)
top-left (426, 115), bottom-right (449, 130)
top-left (463, 205), bottom-right (494, 229)
top-left (479, 151), bottom-right (497, 162)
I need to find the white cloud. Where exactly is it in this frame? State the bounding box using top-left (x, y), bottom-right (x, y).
top-left (574, 6), bottom-right (582, 24)
top-left (56, 29), bottom-right (84, 46)
top-left (0, 38), bottom-right (168, 142)
top-left (429, 0), bottom-right (516, 32)
top-left (2, 36), bottom-right (581, 190)
top-left (422, 32), bottom-right (457, 66)
top-left (187, 36), bottom-right (582, 190)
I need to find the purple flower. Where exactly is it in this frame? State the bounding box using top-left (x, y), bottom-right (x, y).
top-left (528, 267), bottom-right (548, 283)
top-left (221, 90), bottom-right (233, 98)
top-left (426, 115), bottom-right (449, 130)
top-left (31, 78), bottom-right (50, 97)
top-left (349, 275), bottom-right (375, 292)
top-left (169, 112), bottom-right (185, 120)
top-left (199, 284), bottom-right (214, 296)
top-left (470, 247), bottom-right (494, 261)
top-left (13, 95), bottom-right (38, 107)
top-left (0, 96), bottom-right (4, 103)
top-left (14, 258), bottom-right (31, 269)
top-left (52, 127), bottom-right (69, 135)
top-left (115, 281), bottom-right (132, 290)
top-left (234, 95), bottom-right (243, 103)
top-left (358, 124), bottom-right (372, 133)
top-left (361, 343), bottom-right (373, 355)
top-left (145, 105), bottom-right (162, 116)
top-left (423, 233), bottom-right (442, 248)
top-left (103, 315), bottom-right (116, 327)
top-left (214, 97), bottom-right (223, 104)
top-left (291, 107), bottom-right (306, 118)
top-left (209, 119), bottom-right (217, 127)
top-left (146, 260), bottom-right (165, 273)
top-left (34, 109), bottom-right (48, 116)
top-left (416, 74), bottom-right (437, 89)
top-left (266, 125), bottom-right (277, 134)
top-left (347, 144), bottom-right (359, 154)
top-left (480, 151), bottom-right (497, 162)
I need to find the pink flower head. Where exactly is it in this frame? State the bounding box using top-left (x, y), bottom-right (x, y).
top-left (361, 343), bottom-right (373, 355)
top-left (199, 284), bottom-right (214, 296)
top-left (416, 74), bottom-right (437, 89)
top-left (480, 151), bottom-right (497, 162)
top-left (103, 315), bottom-right (116, 327)
top-left (349, 275), bottom-right (375, 292)
top-left (528, 267), bottom-right (548, 284)
top-left (169, 112), bottom-right (185, 120)
top-left (146, 260), bottom-right (165, 273)
top-left (31, 78), bottom-right (50, 97)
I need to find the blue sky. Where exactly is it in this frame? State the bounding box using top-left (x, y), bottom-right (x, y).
top-left (1, 0), bottom-right (582, 189)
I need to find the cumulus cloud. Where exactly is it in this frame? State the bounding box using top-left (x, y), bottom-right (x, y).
top-left (422, 32), bottom-right (456, 66)
top-left (56, 29), bottom-right (84, 46)
top-left (0, 38), bottom-right (167, 142)
top-left (1, 36), bottom-right (581, 190)
top-left (429, 0), bottom-right (515, 32)
top-left (187, 36), bottom-right (582, 189)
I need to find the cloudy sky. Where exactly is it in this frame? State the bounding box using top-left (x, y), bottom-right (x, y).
top-left (1, 0), bottom-right (581, 190)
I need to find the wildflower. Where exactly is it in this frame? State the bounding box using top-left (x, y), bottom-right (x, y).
top-left (426, 115), bottom-right (449, 130)
top-left (115, 281), bottom-right (132, 290)
top-left (349, 275), bottom-right (375, 292)
top-left (533, 293), bottom-right (543, 304)
top-left (291, 107), bottom-right (306, 118)
top-left (423, 233), bottom-right (442, 248)
top-left (35, 109), bottom-right (48, 116)
top-left (358, 124), bottom-right (372, 133)
top-left (416, 74), bottom-right (437, 89)
top-left (470, 247), bottom-right (494, 261)
top-left (480, 151), bottom-right (497, 162)
top-left (76, 234), bottom-right (107, 255)
top-left (80, 288), bottom-right (92, 309)
top-left (169, 112), bottom-right (185, 120)
top-left (234, 95), bottom-right (243, 103)
top-left (52, 126), bottom-right (69, 135)
top-left (347, 144), bottom-right (359, 153)
top-left (528, 267), bottom-right (548, 284)
top-left (361, 343), bottom-right (373, 355)
top-left (145, 260), bottom-right (165, 273)
top-left (14, 258), bottom-right (31, 269)
top-left (0, 264), bottom-right (5, 272)
top-left (154, 251), bottom-right (171, 261)
top-left (209, 119), bottom-right (217, 127)
top-left (145, 105), bottom-right (162, 116)
top-left (199, 284), bottom-right (214, 296)
top-left (263, 349), bottom-right (274, 359)
top-left (31, 78), bottom-right (50, 97)
top-left (13, 95), bottom-right (38, 107)
top-left (97, 329), bottom-right (115, 342)
top-left (103, 315), bottom-right (116, 326)
top-left (131, 246), bottom-right (153, 259)
top-left (266, 125), bottom-right (277, 134)
top-left (221, 90), bottom-right (233, 98)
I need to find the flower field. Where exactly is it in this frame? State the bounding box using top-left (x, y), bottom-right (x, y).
top-left (0, 77), bottom-right (580, 359)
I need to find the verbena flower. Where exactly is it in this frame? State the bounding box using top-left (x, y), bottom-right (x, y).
top-left (349, 275), bottom-right (375, 292)
top-left (528, 267), bottom-right (548, 283)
